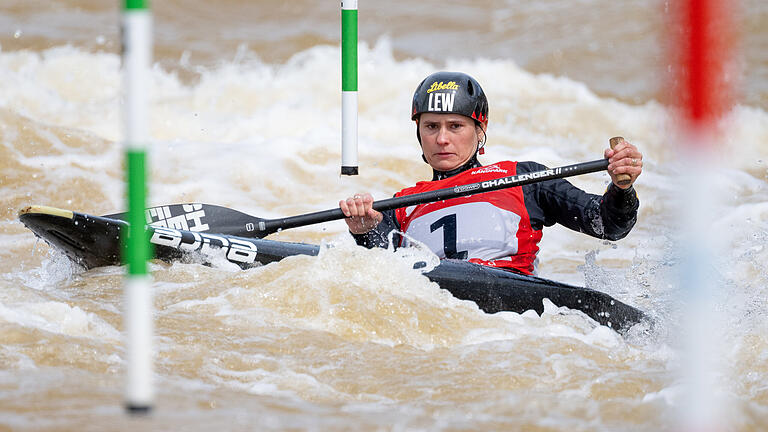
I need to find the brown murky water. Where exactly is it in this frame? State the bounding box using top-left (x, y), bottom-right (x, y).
top-left (1, 1), bottom-right (767, 430)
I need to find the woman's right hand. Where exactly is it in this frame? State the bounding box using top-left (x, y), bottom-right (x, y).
top-left (339, 193), bottom-right (383, 234)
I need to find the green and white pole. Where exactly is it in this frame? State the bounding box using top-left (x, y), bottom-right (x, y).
top-left (341, 0), bottom-right (358, 175)
top-left (122, 0), bottom-right (153, 414)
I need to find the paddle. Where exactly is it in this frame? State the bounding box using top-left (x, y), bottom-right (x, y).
top-left (106, 158), bottom-right (610, 238)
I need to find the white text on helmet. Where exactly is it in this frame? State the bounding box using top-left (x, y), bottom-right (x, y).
top-left (427, 92), bottom-right (456, 112)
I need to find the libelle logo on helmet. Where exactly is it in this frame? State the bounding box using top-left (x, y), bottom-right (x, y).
top-left (425, 81), bottom-right (459, 113)
top-left (426, 81), bottom-right (459, 93)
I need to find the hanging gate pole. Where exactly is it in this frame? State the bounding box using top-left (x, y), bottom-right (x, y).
top-left (122, 0), bottom-right (154, 414)
top-left (341, 0), bottom-right (359, 175)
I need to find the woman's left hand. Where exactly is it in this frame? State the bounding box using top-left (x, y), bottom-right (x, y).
top-left (605, 140), bottom-right (643, 189)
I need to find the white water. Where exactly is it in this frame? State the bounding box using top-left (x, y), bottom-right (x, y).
top-left (1, 10), bottom-right (767, 431)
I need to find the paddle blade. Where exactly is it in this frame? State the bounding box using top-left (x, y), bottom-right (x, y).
top-left (105, 203), bottom-right (268, 238)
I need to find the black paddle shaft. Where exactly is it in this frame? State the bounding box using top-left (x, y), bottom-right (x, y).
top-left (257, 158), bottom-right (610, 236)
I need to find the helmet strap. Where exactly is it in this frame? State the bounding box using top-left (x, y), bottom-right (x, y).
top-left (415, 117), bottom-right (423, 145)
top-left (476, 122), bottom-right (487, 155)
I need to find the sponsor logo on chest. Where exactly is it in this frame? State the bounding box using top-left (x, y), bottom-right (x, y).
top-left (472, 165), bottom-right (508, 175)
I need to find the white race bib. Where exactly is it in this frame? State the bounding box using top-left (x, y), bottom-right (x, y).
top-left (402, 202), bottom-right (521, 261)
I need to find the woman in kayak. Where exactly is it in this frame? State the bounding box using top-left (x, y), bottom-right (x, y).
top-left (339, 71), bottom-right (642, 276)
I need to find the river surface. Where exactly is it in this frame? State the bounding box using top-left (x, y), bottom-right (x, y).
top-left (1, 0), bottom-right (767, 430)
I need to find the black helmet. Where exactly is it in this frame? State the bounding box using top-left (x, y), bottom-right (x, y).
top-left (411, 71), bottom-right (488, 124)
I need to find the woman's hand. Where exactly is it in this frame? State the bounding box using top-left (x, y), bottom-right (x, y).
top-left (339, 193), bottom-right (384, 234)
top-left (605, 140), bottom-right (643, 189)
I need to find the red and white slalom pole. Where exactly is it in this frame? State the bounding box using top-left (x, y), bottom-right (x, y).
top-left (671, 0), bottom-right (736, 429)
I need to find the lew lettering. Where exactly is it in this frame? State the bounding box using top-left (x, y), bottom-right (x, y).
top-left (427, 92), bottom-right (456, 112)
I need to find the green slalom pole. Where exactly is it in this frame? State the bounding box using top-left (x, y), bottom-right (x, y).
top-left (122, 0), bottom-right (154, 414)
top-left (341, 0), bottom-right (358, 175)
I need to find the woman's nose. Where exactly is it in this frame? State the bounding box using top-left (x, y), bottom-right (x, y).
top-left (436, 126), bottom-right (450, 144)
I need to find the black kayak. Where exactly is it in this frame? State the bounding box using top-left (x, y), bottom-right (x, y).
top-left (18, 204), bottom-right (647, 334)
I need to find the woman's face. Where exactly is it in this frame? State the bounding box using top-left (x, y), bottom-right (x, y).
top-left (418, 113), bottom-right (486, 172)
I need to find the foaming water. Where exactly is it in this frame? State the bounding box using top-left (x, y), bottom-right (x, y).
top-left (0, 34), bottom-right (767, 432)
